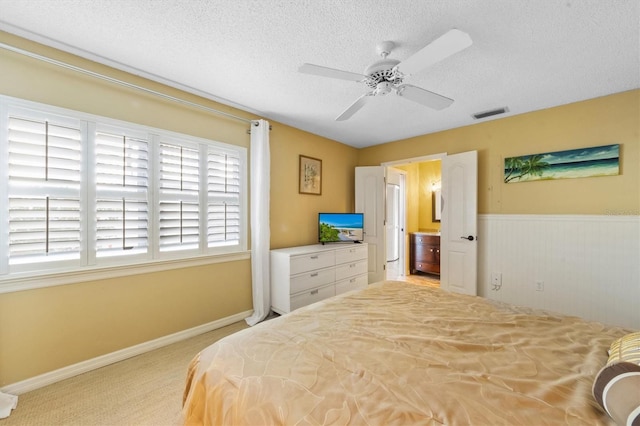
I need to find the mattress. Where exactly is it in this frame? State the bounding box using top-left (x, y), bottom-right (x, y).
top-left (182, 280), bottom-right (630, 425)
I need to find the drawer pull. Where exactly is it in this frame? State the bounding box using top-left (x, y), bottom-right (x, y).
top-left (350, 278), bottom-right (356, 283)
top-left (350, 263), bottom-right (356, 268)
top-left (310, 255), bottom-right (319, 259)
top-left (310, 289), bottom-right (319, 295)
top-left (310, 272), bottom-right (318, 277)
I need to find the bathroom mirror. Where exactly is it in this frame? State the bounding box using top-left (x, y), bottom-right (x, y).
top-left (432, 189), bottom-right (441, 222)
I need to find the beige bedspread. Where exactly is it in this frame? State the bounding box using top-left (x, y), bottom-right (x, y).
top-left (182, 281), bottom-right (631, 425)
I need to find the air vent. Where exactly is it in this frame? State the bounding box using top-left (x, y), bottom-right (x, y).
top-left (472, 107), bottom-right (509, 120)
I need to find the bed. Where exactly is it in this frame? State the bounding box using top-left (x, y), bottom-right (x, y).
top-left (182, 280), bottom-right (636, 425)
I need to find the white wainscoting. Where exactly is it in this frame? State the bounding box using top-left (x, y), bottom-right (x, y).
top-left (478, 214), bottom-right (639, 330)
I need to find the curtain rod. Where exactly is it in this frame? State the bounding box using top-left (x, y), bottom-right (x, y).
top-left (0, 41), bottom-right (254, 125)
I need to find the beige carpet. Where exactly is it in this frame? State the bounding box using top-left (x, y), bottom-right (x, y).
top-left (1, 321), bottom-right (248, 426)
top-left (397, 273), bottom-right (440, 288)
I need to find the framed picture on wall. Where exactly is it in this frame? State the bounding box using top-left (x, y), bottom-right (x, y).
top-left (299, 155), bottom-right (322, 195)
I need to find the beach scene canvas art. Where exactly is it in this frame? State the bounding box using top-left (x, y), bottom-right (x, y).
top-left (504, 144), bottom-right (619, 183)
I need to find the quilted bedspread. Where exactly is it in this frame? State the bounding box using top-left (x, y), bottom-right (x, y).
top-left (182, 280), bottom-right (630, 425)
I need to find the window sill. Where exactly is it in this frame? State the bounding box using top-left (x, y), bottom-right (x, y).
top-left (0, 251), bottom-right (251, 294)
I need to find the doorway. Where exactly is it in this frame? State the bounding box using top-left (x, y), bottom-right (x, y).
top-left (385, 168), bottom-right (405, 280)
top-left (383, 154), bottom-right (444, 287)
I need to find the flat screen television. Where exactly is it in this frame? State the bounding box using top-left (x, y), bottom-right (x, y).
top-left (318, 213), bottom-right (364, 243)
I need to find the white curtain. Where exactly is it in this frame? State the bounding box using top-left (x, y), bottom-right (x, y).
top-left (245, 119), bottom-right (271, 326)
top-left (0, 392), bottom-right (18, 419)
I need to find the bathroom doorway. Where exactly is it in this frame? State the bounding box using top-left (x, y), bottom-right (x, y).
top-left (383, 155), bottom-right (443, 287)
top-left (385, 168), bottom-right (405, 280)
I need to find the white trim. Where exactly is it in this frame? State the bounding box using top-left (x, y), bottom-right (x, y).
top-left (0, 309), bottom-right (253, 395)
top-left (0, 251), bottom-right (250, 294)
top-left (479, 213), bottom-right (640, 223)
top-left (0, 32), bottom-right (258, 122)
top-left (381, 152), bottom-right (446, 167)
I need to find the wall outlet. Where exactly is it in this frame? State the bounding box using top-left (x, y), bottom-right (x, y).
top-left (536, 281), bottom-right (544, 291)
top-left (491, 272), bottom-right (502, 290)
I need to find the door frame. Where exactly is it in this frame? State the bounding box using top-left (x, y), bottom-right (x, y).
top-left (385, 167), bottom-right (406, 278)
top-left (382, 153), bottom-right (446, 277)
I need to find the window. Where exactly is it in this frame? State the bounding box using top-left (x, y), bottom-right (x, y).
top-left (7, 112), bottom-right (84, 269)
top-left (94, 128), bottom-right (150, 259)
top-left (207, 150), bottom-right (241, 248)
top-left (158, 141), bottom-right (200, 253)
top-left (0, 97), bottom-right (247, 280)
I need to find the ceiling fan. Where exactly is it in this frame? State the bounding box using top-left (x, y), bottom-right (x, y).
top-left (298, 29), bottom-right (472, 121)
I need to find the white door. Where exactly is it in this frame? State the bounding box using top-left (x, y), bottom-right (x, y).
top-left (355, 166), bottom-right (386, 283)
top-left (386, 183), bottom-right (399, 262)
top-left (440, 151), bottom-right (478, 295)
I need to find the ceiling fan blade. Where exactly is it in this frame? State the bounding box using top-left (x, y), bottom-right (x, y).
top-left (396, 84), bottom-right (454, 110)
top-left (299, 63), bottom-right (366, 82)
top-left (335, 93), bottom-right (375, 121)
top-left (396, 29), bottom-right (472, 76)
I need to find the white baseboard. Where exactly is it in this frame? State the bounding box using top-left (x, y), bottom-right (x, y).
top-left (1, 310), bottom-right (253, 395)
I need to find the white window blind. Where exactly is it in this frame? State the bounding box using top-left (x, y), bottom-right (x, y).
top-left (207, 151), bottom-right (241, 247)
top-left (95, 131), bottom-right (149, 257)
top-left (158, 142), bottom-right (200, 252)
top-left (1, 97), bottom-right (247, 282)
top-left (7, 116), bottom-right (82, 265)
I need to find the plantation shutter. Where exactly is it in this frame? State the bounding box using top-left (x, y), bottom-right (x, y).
top-left (94, 131), bottom-right (149, 257)
top-left (158, 142), bottom-right (200, 252)
top-left (7, 115), bottom-right (82, 264)
top-left (207, 150), bottom-right (241, 247)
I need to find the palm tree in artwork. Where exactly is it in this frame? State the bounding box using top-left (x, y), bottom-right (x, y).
top-left (504, 157), bottom-right (525, 183)
top-left (504, 154), bottom-right (550, 183)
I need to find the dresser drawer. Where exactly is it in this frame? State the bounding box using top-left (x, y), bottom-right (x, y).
top-left (290, 267), bottom-right (335, 294)
top-left (414, 235), bottom-right (440, 245)
top-left (290, 250), bottom-right (335, 275)
top-left (335, 244), bottom-right (368, 263)
top-left (271, 243), bottom-right (368, 314)
top-left (415, 261), bottom-right (440, 274)
top-left (335, 274), bottom-right (368, 295)
top-left (414, 245), bottom-right (438, 263)
top-left (335, 258), bottom-right (367, 281)
top-left (290, 285), bottom-right (335, 311)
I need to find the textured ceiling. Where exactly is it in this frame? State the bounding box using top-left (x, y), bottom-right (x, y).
top-left (0, 0), bottom-right (638, 148)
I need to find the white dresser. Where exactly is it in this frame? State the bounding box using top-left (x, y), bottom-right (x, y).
top-left (270, 243), bottom-right (368, 314)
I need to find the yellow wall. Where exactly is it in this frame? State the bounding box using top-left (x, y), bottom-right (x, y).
top-left (394, 162), bottom-right (442, 232)
top-left (418, 161), bottom-right (442, 231)
top-left (1, 30), bottom-right (638, 388)
top-left (0, 262), bottom-right (250, 383)
top-left (270, 126), bottom-right (359, 249)
top-left (359, 90), bottom-right (640, 216)
top-left (0, 32), bottom-right (357, 386)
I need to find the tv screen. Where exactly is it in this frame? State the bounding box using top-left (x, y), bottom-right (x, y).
top-left (318, 213), bottom-right (364, 243)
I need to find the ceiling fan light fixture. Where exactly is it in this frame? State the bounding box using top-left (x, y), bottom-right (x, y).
top-left (364, 58), bottom-right (402, 88)
top-left (298, 29), bottom-right (474, 120)
top-left (376, 41), bottom-right (395, 58)
top-left (375, 81), bottom-right (393, 96)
